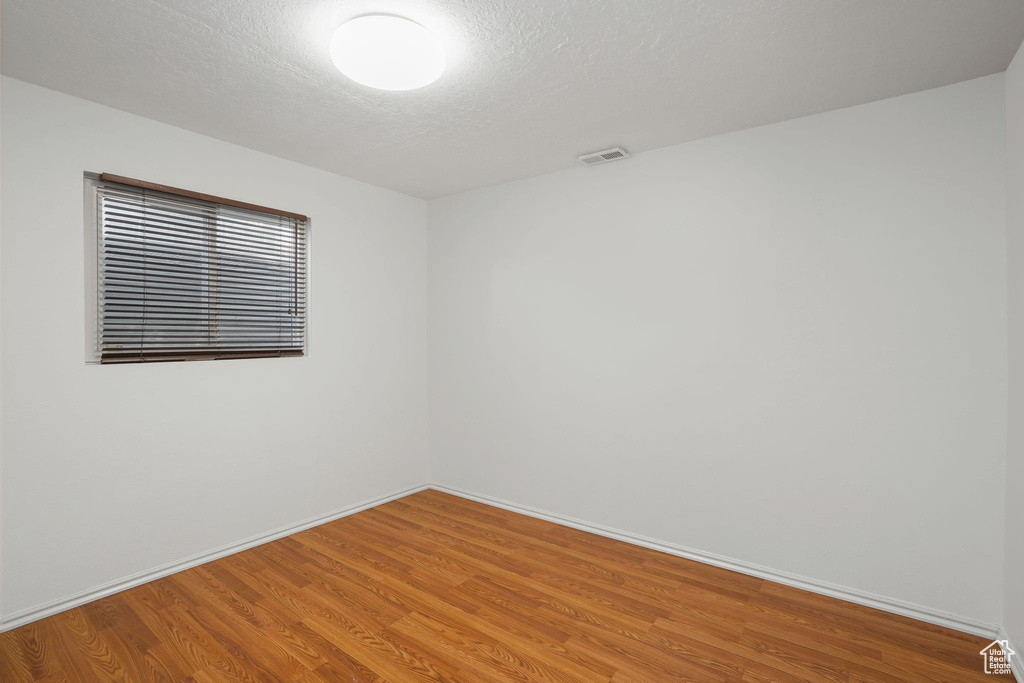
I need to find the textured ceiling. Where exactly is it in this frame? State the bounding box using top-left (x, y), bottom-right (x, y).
top-left (4, 0), bottom-right (1024, 199)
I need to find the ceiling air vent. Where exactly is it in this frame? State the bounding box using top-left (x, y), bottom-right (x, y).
top-left (578, 147), bottom-right (630, 166)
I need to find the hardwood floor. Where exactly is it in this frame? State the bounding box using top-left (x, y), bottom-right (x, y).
top-left (0, 489), bottom-right (1012, 681)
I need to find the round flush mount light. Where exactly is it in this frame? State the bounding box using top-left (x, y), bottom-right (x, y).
top-left (330, 15), bottom-right (445, 91)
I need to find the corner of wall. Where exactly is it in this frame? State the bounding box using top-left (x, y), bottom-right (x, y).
top-left (1004, 37), bottom-right (1024, 667)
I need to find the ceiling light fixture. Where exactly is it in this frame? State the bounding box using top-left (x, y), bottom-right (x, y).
top-left (330, 15), bottom-right (445, 91)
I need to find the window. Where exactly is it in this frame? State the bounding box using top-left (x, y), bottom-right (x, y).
top-left (88, 174), bottom-right (307, 363)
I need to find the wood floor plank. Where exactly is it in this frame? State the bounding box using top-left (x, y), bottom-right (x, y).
top-left (57, 608), bottom-right (134, 682)
top-left (0, 634), bottom-right (34, 683)
top-left (0, 490), bottom-right (1012, 681)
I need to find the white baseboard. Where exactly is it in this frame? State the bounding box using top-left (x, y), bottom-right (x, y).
top-left (0, 483), bottom-right (430, 632)
top-left (998, 628), bottom-right (1023, 682)
top-left (3, 479), bottom-right (1006, 649)
top-left (429, 482), bottom-right (1002, 641)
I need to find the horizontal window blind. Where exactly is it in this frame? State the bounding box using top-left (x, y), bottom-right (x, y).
top-left (96, 180), bottom-right (307, 363)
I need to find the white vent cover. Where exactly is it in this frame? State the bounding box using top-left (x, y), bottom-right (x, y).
top-left (578, 147), bottom-right (630, 165)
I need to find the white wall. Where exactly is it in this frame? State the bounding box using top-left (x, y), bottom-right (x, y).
top-left (0, 67), bottom-right (1013, 634)
top-left (429, 75), bottom-right (1008, 624)
top-left (1005, 41), bottom-right (1024, 650)
top-left (0, 77), bottom-right (430, 619)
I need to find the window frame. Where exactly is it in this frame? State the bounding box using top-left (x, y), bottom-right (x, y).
top-left (84, 173), bottom-right (311, 365)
